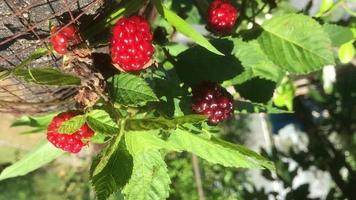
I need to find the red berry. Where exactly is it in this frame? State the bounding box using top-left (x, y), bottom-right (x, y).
top-left (47, 111), bottom-right (94, 153)
top-left (110, 16), bottom-right (154, 72)
top-left (192, 82), bottom-right (234, 125)
top-left (50, 25), bottom-right (81, 54)
top-left (207, 0), bottom-right (238, 34)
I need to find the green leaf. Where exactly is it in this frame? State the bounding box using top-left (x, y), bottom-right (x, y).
top-left (125, 115), bottom-right (207, 131)
top-left (58, 115), bottom-right (86, 134)
top-left (315, 0), bottom-right (334, 17)
top-left (16, 48), bottom-right (49, 69)
top-left (273, 78), bottom-right (295, 111)
top-left (109, 74), bottom-right (158, 107)
top-left (338, 41), bottom-right (355, 64)
top-left (168, 129), bottom-right (275, 171)
top-left (11, 113), bottom-right (57, 128)
top-left (123, 150), bottom-right (171, 200)
top-left (232, 39), bottom-right (285, 82)
top-left (91, 140), bottom-right (133, 200)
top-left (258, 14), bottom-right (335, 74)
top-left (0, 141), bottom-right (64, 181)
top-left (12, 67), bottom-right (81, 86)
top-left (153, 0), bottom-right (223, 56)
top-left (86, 109), bottom-right (119, 135)
top-left (91, 120), bottom-right (124, 177)
top-left (125, 130), bottom-right (178, 155)
top-left (234, 100), bottom-right (290, 114)
top-left (176, 39), bottom-right (244, 86)
top-left (323, 24), bottom-right (354, 46)
top-left (235, 78), bottom-right (276, 104)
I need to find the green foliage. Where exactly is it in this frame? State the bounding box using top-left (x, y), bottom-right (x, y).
top-left (109, 74), bottom-right (158, 107)
top-left (58, 115), bottom-right (86, 134)
top-left (258, 14), bottom-right (335, 74)
top-left (323, 24), bottom-right (354, 46)
top-left (339, 41), bottom-right (355, 64)
top-left (232, 39), bottom-right (285, 83)
top-left (125, 115), bottom-right (207, 131)
top-left (12, 67), bottom-right (81, 86)
top-left (125, 130), bottom-right (178, 154)
top-left (176, 39), bottom-right (243, 86)
top-left (91, 120), bottom-right (125, 177)
top-left (86, 110), bottom-right (119, 135)
top-left (0, 141), bottom-right (64, 181)
top-left (234, 100), bottom-right (290, 114)
top-left (123, 150), bottom-right (171, 200)
top-left (153, 0), bottom-right (223, 55)
top-left (168, 129), bottom-right (275, 171)
top-left (90, 140), bottom-right (133, 200)
top-left (3, 1), bottom-right (354, 199)
top-left (11, 113), bottom-right (57, 134)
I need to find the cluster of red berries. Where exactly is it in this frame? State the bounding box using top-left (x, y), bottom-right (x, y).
top-left (192, 82), bottom-right (234, 125)
top-left (50, 25), bottom-right (81, 54)
top-left (47, 111), bottom-right (94, 153)
top-left (110, 16), bottom-right (155, 72)
top-left (207, 0), bottom-right (238, 34)
top-left (47, 6), bottom-right (240, 152)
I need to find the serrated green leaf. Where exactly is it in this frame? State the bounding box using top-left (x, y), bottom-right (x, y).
top-left (109, 74), bottom-right (158, 107)
top-left (323, 24), bottom-right (354, 46)
top-left (0, 141), bottom-right (64, 181)
top-left (12, 67), bottom-right (81, 86)
top-left (123, 150), bottom-right (171, 200)
top-left (232, 39), bottom-right (285, 82)
top-left (168, 129), bottom-right (275, 171)
top-left (235, 100), bottom-right (290, 114)
top-left (91, 120), bottom-right (124, 177)
top-left (86, 109), bottom-right (119, 135)
top-left (153, 0), bottom-right (223, 56)
top-left (338, 41), bottom-right (355, 64)
top-left (125, 115), bottom-right (207, 131)
top-left (58, 115), bottom-right (85, 134)
top-left (91, 140), bottom-right (133, 200)
top-left (125, 130), bottom-right (179, 155)
top-left (258, 14), bottom-right (335, 74)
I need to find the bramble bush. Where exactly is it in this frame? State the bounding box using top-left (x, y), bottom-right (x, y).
top-left (0, 0), bottom-right (355, 199)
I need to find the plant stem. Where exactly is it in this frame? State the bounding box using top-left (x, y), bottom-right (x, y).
top-left (191, 154), bottom-right (206, 200)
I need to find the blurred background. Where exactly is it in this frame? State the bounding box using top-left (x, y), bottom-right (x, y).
top-left (0, 0), bottom-right (355, 199)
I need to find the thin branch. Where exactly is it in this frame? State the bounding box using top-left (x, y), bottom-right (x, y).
top-left (191, 154), bottom-right (206, 200)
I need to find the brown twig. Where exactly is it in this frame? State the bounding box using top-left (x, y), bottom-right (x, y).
top-left (191, 154), bottom-right (206, 200)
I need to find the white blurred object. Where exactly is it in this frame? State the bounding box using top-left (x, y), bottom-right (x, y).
top-left (322, 65), bottom-right (336, 94)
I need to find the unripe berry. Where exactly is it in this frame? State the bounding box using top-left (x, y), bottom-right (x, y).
top-left (192, 82), bottom-right (234, 125)
top-left (110, 16), bottom-right (154, 72)
top-left (47, 111), bottom-right (94, 153)
top-left (207, 0), bottom-right (238, 34)
top-left (50, 25), bottom-right (81, 54)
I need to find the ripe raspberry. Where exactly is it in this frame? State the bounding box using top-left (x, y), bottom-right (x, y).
top-left (50, 25), bottom-right (81, 54)
top-left (47, 111), bottom-right (94, 153)
top-left (207, 0), bottom-right (238, 34)
top-left (192, 82), bottom-right (234, 125)
top-left (110, 16), bottom-right (154, 72)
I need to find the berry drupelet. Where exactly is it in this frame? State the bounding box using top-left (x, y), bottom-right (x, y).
top-left (47, 111), bottom-right (94, 153)
top-left (192, 82), bottom-right (234, 125)
top-left (207, 0), bottom-right (238, 34)
top-left (110, 16), bottom-right (154, 72)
